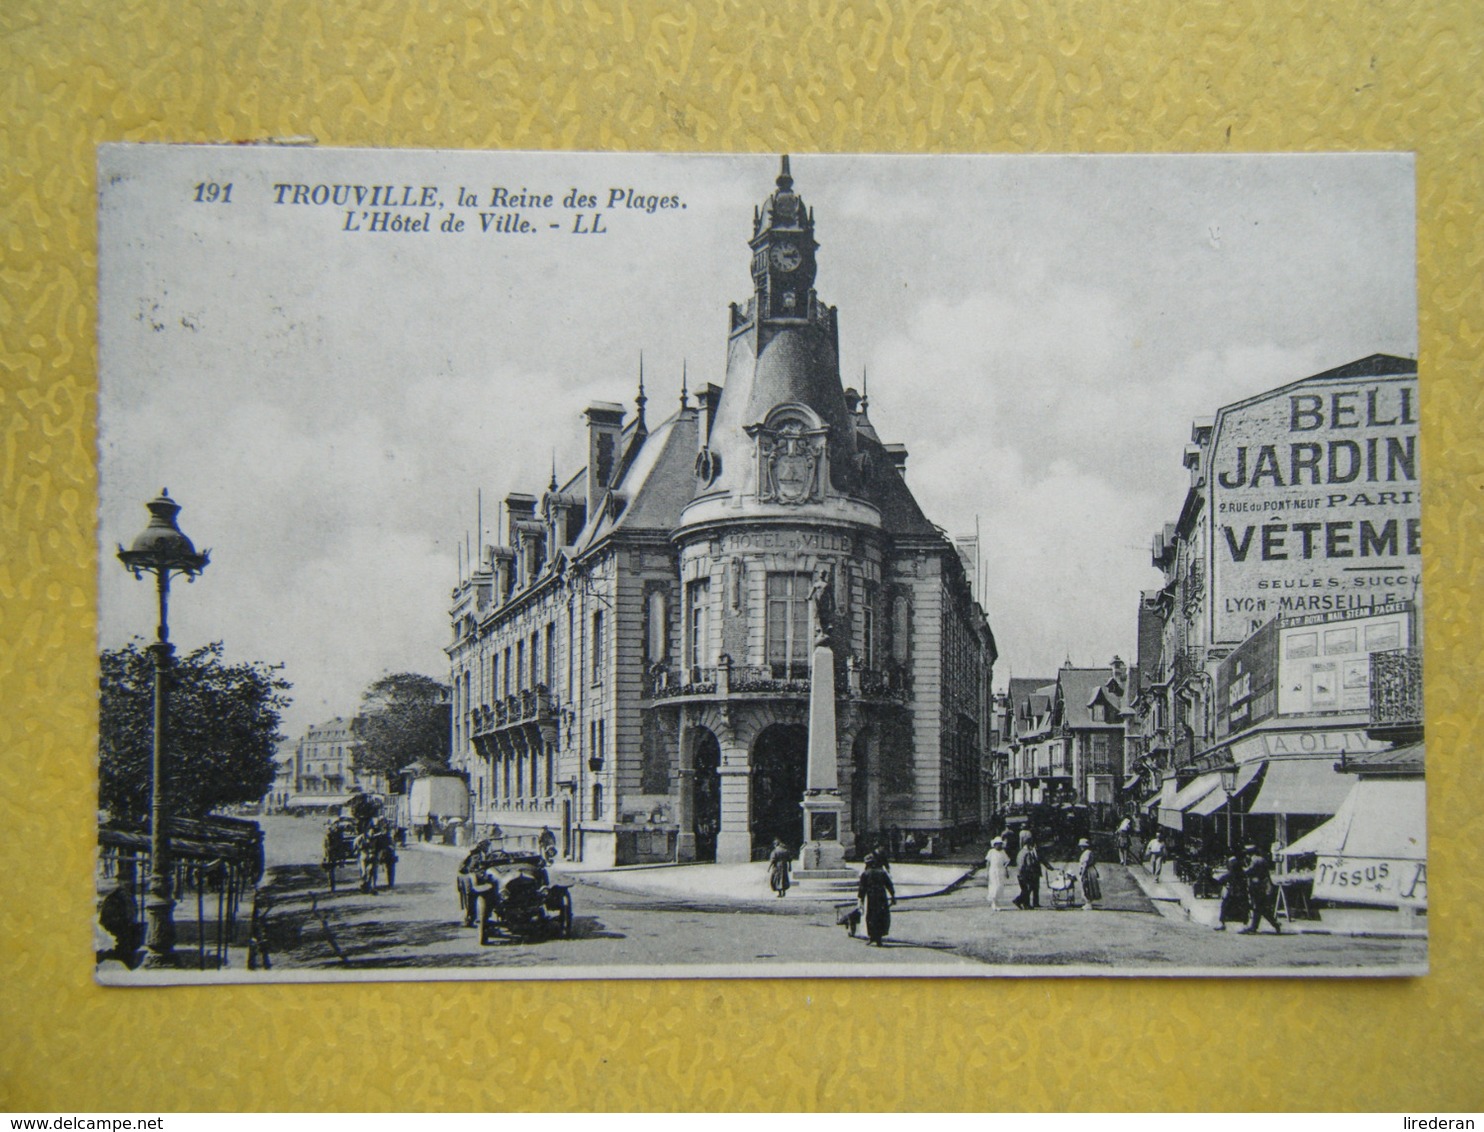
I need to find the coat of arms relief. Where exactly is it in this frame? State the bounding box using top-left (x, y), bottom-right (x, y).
top-left (748, 410), bottom-right (829, 504)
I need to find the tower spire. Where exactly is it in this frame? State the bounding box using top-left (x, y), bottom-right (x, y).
top-left (679, 359), bottom-right (689, 411)
top-left (635, 350), bottom-right (647, 426)
top-left (861, 366), bottom-right (869, 413)
top-left (777, 154), bottom-right (792, 192)
top-left (549, 449), bottom-right (558, 494)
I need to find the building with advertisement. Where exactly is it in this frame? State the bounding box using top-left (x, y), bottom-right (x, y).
top-left (1133, 354), bottom-right (1423, 859)
top-left (447, 159), bottom-right (996, 867)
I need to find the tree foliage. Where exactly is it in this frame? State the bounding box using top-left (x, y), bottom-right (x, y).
top-left (355, 672), bottom-right (451, 780)
top-left (99, 640), bottom-right (292, 822)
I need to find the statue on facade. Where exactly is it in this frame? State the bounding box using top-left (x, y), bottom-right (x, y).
top-left (809, 565), bottom-right (835, 644)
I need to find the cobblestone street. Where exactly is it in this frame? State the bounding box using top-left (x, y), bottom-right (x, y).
top-left (254, 818), bottom-right (1425, 976)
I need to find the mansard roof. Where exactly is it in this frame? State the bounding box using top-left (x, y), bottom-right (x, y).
top-left (1055, 666), bottom-right (1118, 729)
top-left (570, 405), bottom-right (699, 555)
top-left (852, 426), bottom-right (940, 540)
top-left (1008, 677), bottom-right (1056, 713)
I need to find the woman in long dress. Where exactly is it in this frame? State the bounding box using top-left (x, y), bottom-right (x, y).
top-left (1075, 838), bottom-right (1101, 910)
top-left (857, 853), bottom-right (896, 945)
top-left (985, 837), bottom-right (1012, 911)
top-left (767, 839), bottom-right (793, 898)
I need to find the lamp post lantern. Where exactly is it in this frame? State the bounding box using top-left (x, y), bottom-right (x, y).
top-left (117, 489), bottom-right (210, 967)
top-left (1218, 763), bottom-right (1239, 852)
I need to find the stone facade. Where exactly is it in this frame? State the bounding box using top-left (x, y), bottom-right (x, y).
top-left (448, 159), bottom-right (996, 866)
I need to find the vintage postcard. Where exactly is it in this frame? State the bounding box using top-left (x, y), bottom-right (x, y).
top-left (95, 147), bottom-right (1424, 982)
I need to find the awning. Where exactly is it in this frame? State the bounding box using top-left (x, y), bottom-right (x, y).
top-left (1158, 773), bottom-right (1222, 830)
top-left (1122, 773), bottom-right (1142, 792)
top-left (1248, 758), bottom-right (1356, 816)
top-left (1285, 778), bottom-right (1427, 908)
top-left (1171, 773), bottom-right (1224, 810)
top-left (1186, 762), bottom-right (1264, 817)
top-left (1287, 778), bottom-right (1427, 859)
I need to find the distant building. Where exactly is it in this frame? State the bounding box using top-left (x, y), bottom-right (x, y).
top-left (263, 741), bottom-right (296, 813)
top-left (999, 664), bottom-right (1128, 824)
top-left (448, 158), bottom-right (996, 866)
top-left (285, 716), bottom-right (385, 810)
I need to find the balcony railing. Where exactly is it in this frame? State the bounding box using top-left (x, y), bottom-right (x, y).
top-left (646, 657), bottom-right (908, 702)
top-left (1371, 647), bottom-right (1422, 728)
top-left (470, 685), bottom-right (556, 737)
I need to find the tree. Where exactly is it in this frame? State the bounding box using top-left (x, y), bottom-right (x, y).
top-left (99, 640), bottom-right (292, 822)
top-left (355, 672), bottom-right (451, 781)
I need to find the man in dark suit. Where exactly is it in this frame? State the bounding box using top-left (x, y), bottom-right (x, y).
top-left (1238, 842), bottom-right (1283, 934)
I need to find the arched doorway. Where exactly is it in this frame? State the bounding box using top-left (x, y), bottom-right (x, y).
top-left (693, 729), bottom-right (721, 863)
top-left (751, 723), bottom-right (808, 858)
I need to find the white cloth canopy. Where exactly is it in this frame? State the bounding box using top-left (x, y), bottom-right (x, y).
top-left (1285, 778), bottom-right (1426, 859)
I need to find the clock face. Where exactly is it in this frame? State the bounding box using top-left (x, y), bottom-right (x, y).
top-left (770, 241), bottom-right (802, 271)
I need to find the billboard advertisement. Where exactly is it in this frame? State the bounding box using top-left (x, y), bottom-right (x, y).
top-left (1215, 617), bottom-right (1279, 738)
top-left (1208, 361), bottom-right (1420, 646)
top-left (1277, 602), bottom-right (1413, 717)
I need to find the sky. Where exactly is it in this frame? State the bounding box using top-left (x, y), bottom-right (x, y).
top-left (97, 148), bottom-right (1417, 737)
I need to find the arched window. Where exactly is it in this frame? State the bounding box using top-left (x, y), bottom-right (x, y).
top-left (591, 782), bottom-right (603, 821)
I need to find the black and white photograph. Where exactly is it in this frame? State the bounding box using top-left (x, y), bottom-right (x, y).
top-left (95, 147), bottom-right (1425, 982)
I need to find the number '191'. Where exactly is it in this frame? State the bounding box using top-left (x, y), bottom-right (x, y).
top-left (193, 182), bottom-right (233, 203)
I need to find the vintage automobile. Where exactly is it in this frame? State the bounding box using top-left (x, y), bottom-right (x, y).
top-left (462, 851), bottom-right (573, 943)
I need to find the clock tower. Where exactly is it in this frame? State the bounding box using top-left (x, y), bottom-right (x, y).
top-left (750, 156), bottom-right (818, 321)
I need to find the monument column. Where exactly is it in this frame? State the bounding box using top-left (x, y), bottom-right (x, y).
top-left (796, 566), bottom-right (851, 878)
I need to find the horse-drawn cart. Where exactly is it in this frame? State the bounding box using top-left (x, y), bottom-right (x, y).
top-left (322, 813), bottom-right (397, 893)
top-left (321, 817), bottom-right (359, 893)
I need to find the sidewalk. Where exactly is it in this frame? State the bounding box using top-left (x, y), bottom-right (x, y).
top-left (405, 840), bottom-right (977, 906)
top-left (1122, 857), bottom-right (1427, 938)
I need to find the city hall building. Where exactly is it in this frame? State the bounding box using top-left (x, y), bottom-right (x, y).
top-left (447, 159), bottom-right (997, 866)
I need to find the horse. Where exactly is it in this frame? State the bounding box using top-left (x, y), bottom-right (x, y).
top-left (356, 827), bottom-right (397, 893)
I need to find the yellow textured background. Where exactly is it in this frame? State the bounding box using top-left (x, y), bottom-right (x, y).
top-left (2, 0), bottom-right (1481, 1113)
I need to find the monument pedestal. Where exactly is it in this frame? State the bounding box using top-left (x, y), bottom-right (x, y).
top-left (795, 790), bottom-right (853, 878)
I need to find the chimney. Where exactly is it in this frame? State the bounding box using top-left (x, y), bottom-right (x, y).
top-left (504, 493), bottom-right (537, 542)
top-left (884, 443), bottom-right (909, 481)
top-left (584, 402), bottom-right (626, 514)
top-left (696, 384), bottom-right (722, 448)
top-left (489, 545), bottom-right (515, 602)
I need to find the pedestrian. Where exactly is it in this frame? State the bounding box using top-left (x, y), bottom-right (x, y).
top-left (1115, 817), bottom-right (1132, 865)
top-left (1075, 838), bottom-right (1101, 910)
top-left (1239, 843), bottom-right (1282, 934)
top-left (857, 852), bottom-right (896, 945)
top-left (1213, 852), bottom-right (1249, 931)
top-left (1146, 832), bottom-right (1167, 882)
top-left (767, 838), bottom-right (793, 898)
top-left (874, 844), bottom-right (892, 874)
top-left (538, 825), bottom-right (558, 861)
top-left (97, 884), bottom-right (141, 968)
top-left (984, 837), bottom-right (1013, 911)
top-left (1015, 835), bottom-right (1044, 909)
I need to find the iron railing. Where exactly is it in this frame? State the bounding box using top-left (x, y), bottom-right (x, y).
top-left (1371, 647), bottom-right (1422, 727)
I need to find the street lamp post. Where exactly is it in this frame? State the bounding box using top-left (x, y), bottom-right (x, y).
top-left (1218, 763), bottom-right (1239, 852)
top-left (118, 490), bottom-right (209, 967)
